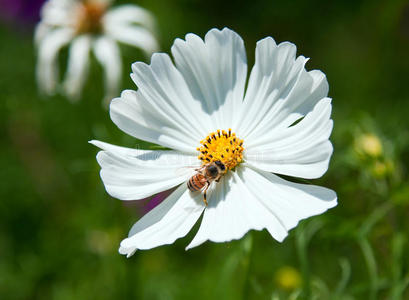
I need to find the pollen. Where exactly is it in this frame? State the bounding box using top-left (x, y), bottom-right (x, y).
top-left (197, 129), bottom-right (244, 170)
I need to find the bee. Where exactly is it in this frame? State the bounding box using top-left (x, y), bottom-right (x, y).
top-left (187, 160), bottom-right (226, 206)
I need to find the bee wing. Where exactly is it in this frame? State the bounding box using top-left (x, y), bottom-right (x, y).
top-left (174, 166), bottom-right (199, 177)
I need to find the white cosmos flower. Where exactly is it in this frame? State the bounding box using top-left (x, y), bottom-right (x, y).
top-left (35, 0), bottom-right (158, 102)
top-left (90, 28), bottom-right (337, 257)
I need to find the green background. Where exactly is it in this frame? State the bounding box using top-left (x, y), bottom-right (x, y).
top-left (1, 0), bottom-right (409, 299)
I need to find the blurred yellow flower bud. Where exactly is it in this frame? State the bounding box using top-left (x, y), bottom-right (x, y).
top-left (274, 266), bottom-right (302, 290)
top-left (371, 160), bottom-right (394, 178)
top-left (355, 134), bottom-right (383, 158)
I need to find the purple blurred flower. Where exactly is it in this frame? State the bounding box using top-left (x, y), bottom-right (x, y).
top-left (121, 188), bottom-right (176, 216)
top-left (143, 189), bottom-right (174, 213)
top-left (0, 0), bottom-right (45, 24)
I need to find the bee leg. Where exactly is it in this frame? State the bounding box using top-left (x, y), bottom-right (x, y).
top-left (215, 174), bottom-right (222, 183)
top-left (203, 183), bottom-right (209, 206)
top-left (203, 193), bottom-right (208, 206)
top-left (195, 165), bottom-right (206, 172)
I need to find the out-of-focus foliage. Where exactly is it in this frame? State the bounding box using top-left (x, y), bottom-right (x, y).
top-left (1, 0), bottom-right (409, 299)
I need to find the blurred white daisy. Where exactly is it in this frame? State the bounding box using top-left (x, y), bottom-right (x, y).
top-left (35, 0), bottom-right (159, 102)
top-left (90, 28), bottom-right (337, 257)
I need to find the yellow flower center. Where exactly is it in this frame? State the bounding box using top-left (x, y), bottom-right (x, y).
top-left (75, 1), bottom-right (107, 34)
top-left (197, 129), bottom-right (244, 170)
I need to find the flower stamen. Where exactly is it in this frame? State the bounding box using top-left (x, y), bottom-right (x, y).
top-left (197, 129), bottom-right (244, 170)
top-left (75, 0), bottom-right (107, 34)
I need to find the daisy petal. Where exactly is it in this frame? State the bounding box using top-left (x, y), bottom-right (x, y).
top-left (91, 140), bottom-right (200, 200)
top-left (36, 28), bottom-right (74, 95)
top-left (119, 184), bottom-right (204, 256)
top-left (187, 167), bottom-right (288, 249)
top-left (63, 35), bottom-right (92, 100)
top-left (104, 4), bottom-right (156, 31)
top-left (245, 98), bottom-right (333, 179)
top-left (93, 36), bottom-right (122, 102)
top-left (235, 37), bottom-right (329, 143)
top-left (171, 27), bottom-right (247, 129)
top-left (39, 0), bottom-right (77, 28)
top-left (242, 167), bottom-right (337, 232)
top-left (34, 23), bottom-right (51, 46)
top-left (106, 24), bottom-right (158, 55)
top-left (111, 53), bottom-right (211, 153)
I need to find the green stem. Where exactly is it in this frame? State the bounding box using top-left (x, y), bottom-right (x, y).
top-left (295, 221), bottom-right (323, 299)
top-left (295, 227), bottom-right (311, 299)
top-left (358, 238), bottom-right (378, 300)
top-left (242, 233), bottom-right (254, 300)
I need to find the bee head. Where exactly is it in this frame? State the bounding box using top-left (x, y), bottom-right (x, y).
top-left (207, 165), bottom-right (219, 177)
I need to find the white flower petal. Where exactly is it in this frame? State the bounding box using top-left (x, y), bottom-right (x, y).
top-left (93, 36), bottom-right (122, 102)
top-left (104, 4), bottom-right (156, 31)
top-left (63, 35), bottom-right (92, 100)
top-left (235, 37), bottom-right (329, 144)
top-left (36, 27), bottom-right (74, 95)
top-left (243, 167), bottom-right (337, 231)
top-left (245, 98), bottom-right (333, 179)
top-left (90, 140), bottom-right (151, 156)
top-left (111, 53), bottom-right (212, 153)
top-left (39, 0), bottom-right (78, 28)
top-left (119, 184), bottom-right (204, 256)
top-left (91, 140), bottom-right (200, 200)
top-left (34, 23), bottom-right (52, 46)
top-left (187, 166), bottom-right (288, 249)
top-left (171, 27), bottom-right (247, 129)
top-left (106, 24), bottom-right (158, 55)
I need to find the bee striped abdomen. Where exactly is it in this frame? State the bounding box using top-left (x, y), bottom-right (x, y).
top-left (187, 174), bottom-right (206, 192)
